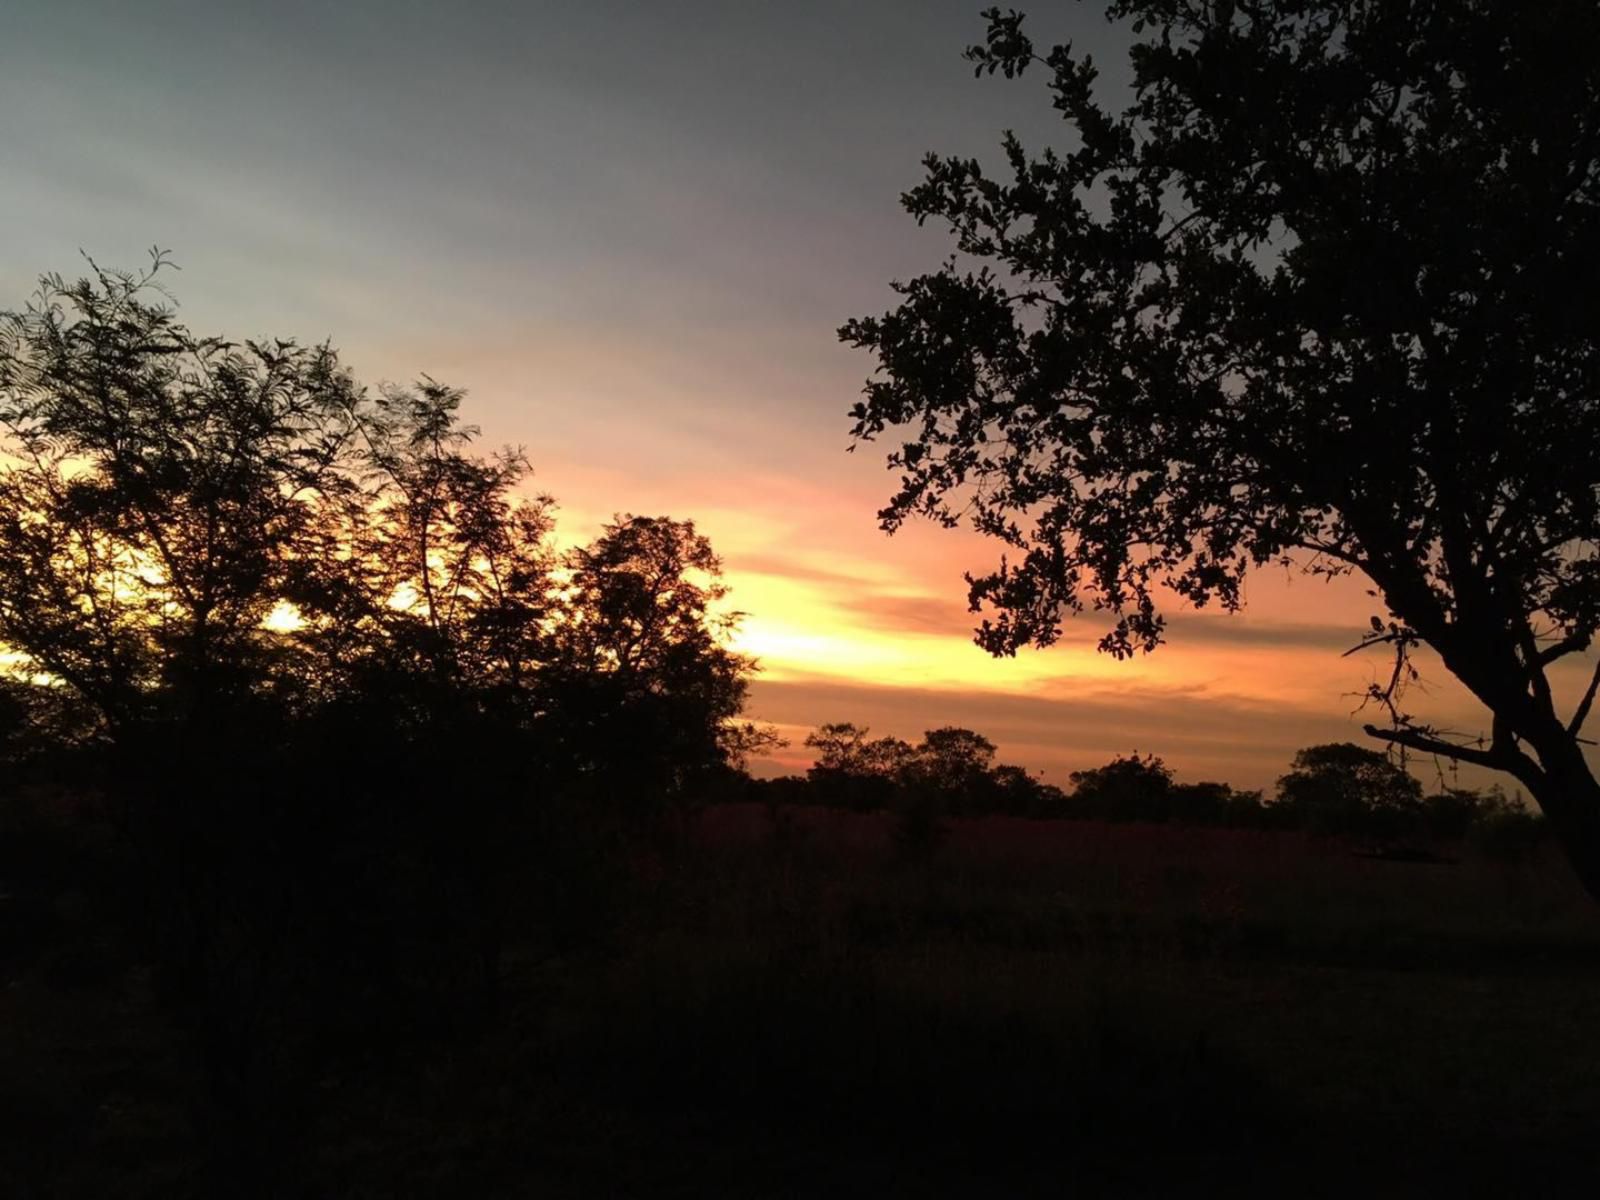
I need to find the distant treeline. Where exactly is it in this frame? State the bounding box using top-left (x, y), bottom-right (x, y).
top-left (741, 723), bottom-right (1544, 850)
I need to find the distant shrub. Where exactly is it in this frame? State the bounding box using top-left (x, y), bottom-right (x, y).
top-left (1068, 754), bottom-right (1175, 822)
top-left (1419, 788), bottom-right (1488, 841)
top-left (1467, 790), bottom-right (1546, 862)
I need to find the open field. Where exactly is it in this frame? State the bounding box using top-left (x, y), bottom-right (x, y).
top-left (6, 801), bottom-right (1600, 1196)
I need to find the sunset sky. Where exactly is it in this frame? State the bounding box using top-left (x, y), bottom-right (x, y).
top-left (3, 0), bottom-right (1582, 792)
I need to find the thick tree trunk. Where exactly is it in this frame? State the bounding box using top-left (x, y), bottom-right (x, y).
top-left (1525, 746), bottom-right (1600, 907)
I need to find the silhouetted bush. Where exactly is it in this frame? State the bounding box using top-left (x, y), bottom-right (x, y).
top-left (1468, 791), bottom-right (1548, 863)
top-left (797, 722), bottom-right (1064, 819)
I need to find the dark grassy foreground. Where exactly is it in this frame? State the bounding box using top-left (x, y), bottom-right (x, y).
top-left (6, 799), bottom-right (1600, 1196)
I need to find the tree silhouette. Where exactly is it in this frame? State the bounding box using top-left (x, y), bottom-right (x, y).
top-left (902, 725), bottom-right (998, 816)
top-left (805, 722), bottom-right (875, 774)
top-left (0, 257), bottom-right (565, 787)
top-left (1276, 742), bottom-right (1424, 838)
top-left (841, 3), bottom-right (1600, 897)
top-left (798, 722), bottom-right (1062, 817)
top-left (282, 379), bottom-right (560, 775)
top-left (910, 726), bottom-right (998, 791)
top-left (0, 254), bottom-right (361, 740)
top-left (803, 722), bottom-right (912, 811)
top-left (1068, 753), bottom-right (1175, 823)
top-left (543, 514), bottom-right (774, 812)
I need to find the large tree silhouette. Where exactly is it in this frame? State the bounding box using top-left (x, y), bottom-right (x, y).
top-left (0, 258), bottom-right (565, 755)
top-left (841, 4), bottom-right (1600, 896)
top-left (0, 254), bottom-right (358, 738)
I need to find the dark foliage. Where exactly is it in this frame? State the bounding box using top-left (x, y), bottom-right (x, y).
top-left (542, 514), bottom-right (773, 815)
top-left (842, 1), bottom-right (1600, 900)
top-left (0, 257), bottom-right (768, 1186)
top-left (777, 724), bottom-right (1535, 845)
top-left (801, 722), bottom-right (1067, 822)
top-left (1276, 742), bottom-right (1423, 837)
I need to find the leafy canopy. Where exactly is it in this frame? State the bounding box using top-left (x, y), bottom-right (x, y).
top-left (842, 0), bottom-right (1600, 690)
top-left (0, 255), bottom-right (765, 802)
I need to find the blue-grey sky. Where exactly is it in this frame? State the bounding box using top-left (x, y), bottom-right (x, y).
top-left (1, 1), bottom-right (1542, 789)
top-left (4, 2), bottom-right (1127, 494)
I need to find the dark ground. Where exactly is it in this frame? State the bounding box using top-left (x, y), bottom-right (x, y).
top-left (6, 799), bottom-right (1600, 1196)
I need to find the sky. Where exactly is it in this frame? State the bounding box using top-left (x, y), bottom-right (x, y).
top-left (2, 0), bottom-right (1585, 792)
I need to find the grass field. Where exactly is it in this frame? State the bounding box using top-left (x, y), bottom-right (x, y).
top-left (6, 800), bottom-right (1600, 1196)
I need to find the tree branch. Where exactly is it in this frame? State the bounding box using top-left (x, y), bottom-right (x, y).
top-left (1540, 631), bottom-right (1592, 666)
top-left (1569, 659), bottom-right (1600, 737)
top-left (1362, 723), bottom-right (1523, 774)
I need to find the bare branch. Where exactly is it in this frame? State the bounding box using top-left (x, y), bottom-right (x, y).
top-left (1361, 723), bottom-right (1522, 773)
top-left (1340, 628), bottom-right (1408, 659)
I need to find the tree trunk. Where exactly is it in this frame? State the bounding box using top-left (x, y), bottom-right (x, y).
top-left (1525, 745), bottom-right (1600, 906)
